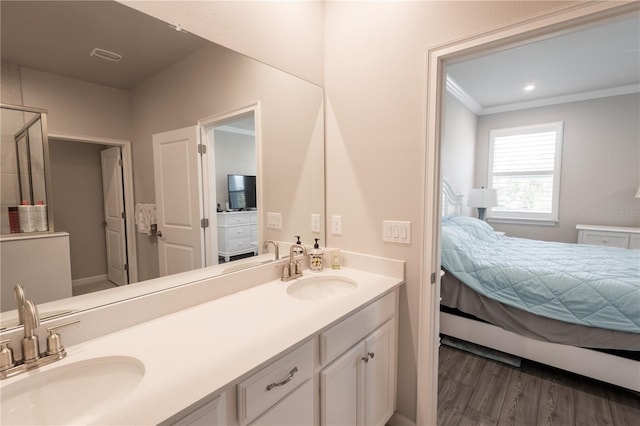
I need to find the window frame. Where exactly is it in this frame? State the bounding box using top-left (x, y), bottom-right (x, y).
top-left (487, 121), bottom-right (564, 224)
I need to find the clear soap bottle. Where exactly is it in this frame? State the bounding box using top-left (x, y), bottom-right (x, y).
top-left (309, 238), bottom-right (323, 272)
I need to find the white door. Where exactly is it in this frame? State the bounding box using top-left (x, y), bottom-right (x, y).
top-left (153, 126), bottom-right (204, 276)
top-left (101, 146), bottom-right (128, 286)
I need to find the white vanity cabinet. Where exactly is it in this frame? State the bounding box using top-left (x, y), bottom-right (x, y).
top-left (217, 211), bottom-right (258, 261)
top-left (576, 224), bottom-right (640, 249)
top-left (319, 291), bottom-right (397, 426)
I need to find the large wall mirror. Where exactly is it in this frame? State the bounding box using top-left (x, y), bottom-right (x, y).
top-left (0, 0), bottom-right (325, 327)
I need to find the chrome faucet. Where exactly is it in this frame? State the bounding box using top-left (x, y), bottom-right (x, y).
top-left (282, 244), bottom-right (308, 281)
top-left (1, 285), bottom-right (79, 380)
top-left (21, 300), bottom-right (40, 364)
top-left (263, 240), bottom-right (279, 260)
top-left (14, 284), bottom-right (26, 325)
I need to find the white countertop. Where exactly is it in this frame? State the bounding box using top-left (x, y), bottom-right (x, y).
top-left (1, 267), bottom-right (403, 425)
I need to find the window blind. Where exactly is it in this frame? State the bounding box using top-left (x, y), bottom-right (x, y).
top-left (488, 122), bottom-right (563, 221)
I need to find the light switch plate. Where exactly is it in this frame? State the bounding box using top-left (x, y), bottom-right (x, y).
top-left (331, 215), bottom-right (342, 235)
top-left (383, 220), bottom-right (411, 244)
top-left (267, 212), bottom-right (282, 229)
top-left (311, 213), bottom-right (321, 233)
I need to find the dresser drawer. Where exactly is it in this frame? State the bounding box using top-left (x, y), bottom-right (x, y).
top-left (218, 212), bottom-right (255, 226)
top-left (219, 225), bottom-right (252, 239)
top-left (237, 340), bottom-right (314, 425)
top-left (630, 235), bottom-right (640, 250)
top-left (581, 231), bottom-right (628, 248)
top-left (319, 290), bottom-right (396, 365)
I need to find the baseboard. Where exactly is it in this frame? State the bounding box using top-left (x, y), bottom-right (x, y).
top-left (388, 412), bottom-right (416, 426)
top-left (72, 274), bottom-right (108, 288)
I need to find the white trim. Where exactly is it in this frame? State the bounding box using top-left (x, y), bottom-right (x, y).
top-left (479, 83), bottom-right (640, 115)
top-left (419, 2), bottom-right (640, 425)
top-left (445, 76), bottom-right (482, 114)
top-left (48, 132), bottom-right (138, 284)
top-left (487, 217), bottom-right (558, 226)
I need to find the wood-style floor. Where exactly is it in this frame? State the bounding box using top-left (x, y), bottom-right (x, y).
top-left (437, 344), bottom-right (640, 425)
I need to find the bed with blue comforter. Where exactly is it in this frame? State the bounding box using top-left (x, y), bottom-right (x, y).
top-left (441, 215), bottom-right (640, 349)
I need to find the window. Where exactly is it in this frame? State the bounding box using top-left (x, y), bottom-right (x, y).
top-left (488, 122), bottom-right (563, 223)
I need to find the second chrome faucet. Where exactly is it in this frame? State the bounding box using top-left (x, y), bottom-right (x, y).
top-left (282, 243), bottom-right (308, 282)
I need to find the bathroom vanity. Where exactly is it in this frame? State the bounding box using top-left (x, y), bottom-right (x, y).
top-left (0, 253), bottom-right (403, 425)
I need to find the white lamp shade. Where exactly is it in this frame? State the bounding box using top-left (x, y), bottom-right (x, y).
top-left (468, 187), bottom-right (498, 208)
top-left (635, 185), bottom-right (640, 198)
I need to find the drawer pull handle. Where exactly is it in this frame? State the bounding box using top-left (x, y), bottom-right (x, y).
top-left (361, 352), bottom-right (375, 363)
top-left (266, 367), bottom-right (298, 391)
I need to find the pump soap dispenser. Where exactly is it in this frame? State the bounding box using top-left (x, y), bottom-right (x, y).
top-left (310, 238), bottom-right (323, 272)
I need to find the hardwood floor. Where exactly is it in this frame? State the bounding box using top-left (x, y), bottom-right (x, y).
top-left (437, 344), bottom-right (640, 426)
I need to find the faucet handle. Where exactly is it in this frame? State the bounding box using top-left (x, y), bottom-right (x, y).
top-left (14, 284), bottom-right (26, 325)
top-left (0, 340), bottom-right (15, 371)
top-left (46, 320), bottom-right (80, 356)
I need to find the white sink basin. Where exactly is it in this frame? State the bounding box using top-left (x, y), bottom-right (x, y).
top-left (1, 356), bottom-right (145, 425)
top-left (287, 275), bottom-right (357, 300)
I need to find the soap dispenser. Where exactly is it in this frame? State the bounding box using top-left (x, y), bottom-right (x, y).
top-left (292, 235), bottom-right (304, 256)
top-left (309, 238), bottom-right (323, 272)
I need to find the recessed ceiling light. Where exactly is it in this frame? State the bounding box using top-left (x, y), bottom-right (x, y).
top-left (524, 84), bottom-right (536, 92)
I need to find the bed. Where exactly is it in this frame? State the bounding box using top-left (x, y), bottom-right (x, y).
top-left (439, 178), bottom-right (640, 392)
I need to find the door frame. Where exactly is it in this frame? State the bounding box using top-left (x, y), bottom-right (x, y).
top-left (416, 2), bottom-right (638, 424)
top-left (48, 132), bottom-right (138, 284)
top-left (198, 102), bottom-right (262, 267)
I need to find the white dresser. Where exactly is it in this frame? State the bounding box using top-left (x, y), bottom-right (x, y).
top-left (217, 211), bottom-right (258, 261)
top-left (576, 224), bottom-right (640, 250)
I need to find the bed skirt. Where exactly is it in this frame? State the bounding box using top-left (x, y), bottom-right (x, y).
top-left (441, 270), bottom-right (640, 352)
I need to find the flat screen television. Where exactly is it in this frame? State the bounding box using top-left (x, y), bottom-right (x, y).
top-left (227, 174), bottom-right (257, 210)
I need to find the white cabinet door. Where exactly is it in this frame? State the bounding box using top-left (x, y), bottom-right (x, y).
top-left (320, 319), bottom-right (396, 426)
top-left (251, 380), bottom-right (314, 426)
top-left (364, 319), bottom-right (396, 426)
top-left (320, 341), bottom-right (366, 426)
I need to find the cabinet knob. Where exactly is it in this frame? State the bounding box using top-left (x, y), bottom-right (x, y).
top-left (361, 352), bottom-right (375, 363)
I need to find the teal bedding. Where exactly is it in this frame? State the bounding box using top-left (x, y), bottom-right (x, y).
top-left (441, 215), bottom-right (640, 334)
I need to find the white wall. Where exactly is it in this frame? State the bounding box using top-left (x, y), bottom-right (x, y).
top-left (48, 139), bottom-right (108, 282)
top-left (214, 130), bottom-right (256, 208)
top-left (475, 94), bottom-right (640, 243)
top-left (323, 1), bottom-right (577, 420)
top-left (441, 91), bottom-right (477, 217)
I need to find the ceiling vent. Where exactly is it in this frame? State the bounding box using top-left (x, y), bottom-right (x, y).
top-left (90, 48), bottom-right (122, 63)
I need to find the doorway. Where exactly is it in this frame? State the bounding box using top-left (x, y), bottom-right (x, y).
top-left (417, 3), bottom-right (638, 425)
top-left (48, 133), bottom-right (137, 295)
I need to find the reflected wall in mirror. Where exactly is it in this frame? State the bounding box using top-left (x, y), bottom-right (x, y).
top-left (441, 12), bottom-right (639, 242)
top-left (0, 0), bottom-right (325, 325)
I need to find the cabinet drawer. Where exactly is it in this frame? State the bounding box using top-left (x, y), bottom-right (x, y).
top-left (250, 380), bottom-right (314, 426)
top-left (581, 232), bottom-right (628, 248)
top-left (238, 340), bottom-right (314, 425)
top-left (320, 290), bottom-right (396, 365)
top-left (219, 225), bottom-right (252, 239)
top-left (218, 212), bottom-right (255, 226)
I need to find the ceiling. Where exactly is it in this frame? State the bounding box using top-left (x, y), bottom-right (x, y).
top-left (1, 1), bottom-right (209, 90)
top-left (446, 13), bottom-right (640, 115)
